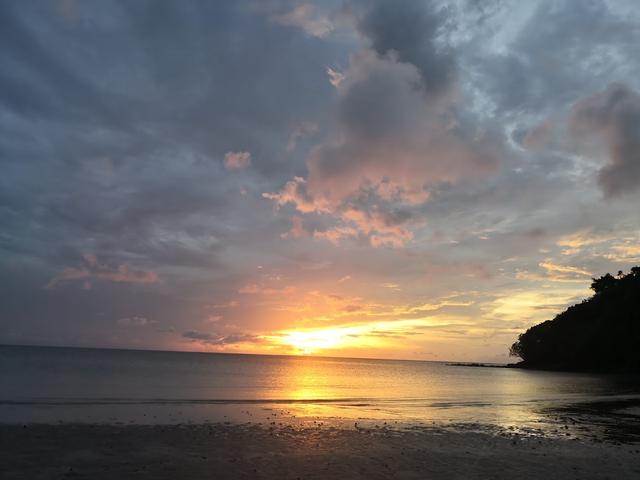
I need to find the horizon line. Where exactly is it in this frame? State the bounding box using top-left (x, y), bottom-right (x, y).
top-left (0, 342), bottom-right (507, 366)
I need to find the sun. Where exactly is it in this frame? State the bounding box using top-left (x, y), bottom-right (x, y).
top-left (275, 320), bottom-right (428, 356)
top-left (279, 328), bottom-right (355, 354)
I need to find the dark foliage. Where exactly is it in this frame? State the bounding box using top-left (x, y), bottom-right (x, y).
top-left (509, 267), bottom-right (640, 371)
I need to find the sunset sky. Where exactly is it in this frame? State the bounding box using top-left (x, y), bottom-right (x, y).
top-left (2, 0), bottom-right (640, 362)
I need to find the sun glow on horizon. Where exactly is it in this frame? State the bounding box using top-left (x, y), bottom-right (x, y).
top-left (270, 318), bottom-right (447, 355)
top-left (278, 326), bottom-right (364, 354)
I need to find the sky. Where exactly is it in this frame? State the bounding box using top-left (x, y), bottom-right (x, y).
top-left (1, 0), bottom-right (640, 362)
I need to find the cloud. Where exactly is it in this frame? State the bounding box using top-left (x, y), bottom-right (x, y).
top-left (263, 176), bottom-right (329, 213)
top-left (182, 330), bottom-right (214, 341)
top-left (557, 230), bottom-right (613, 249)
top-left (281, 215), bottom-right (308, 239)
top-left (182, 330), bottom-right (262, 345)
top-left (313, 225), bottom-right (359, 245)
top-left (556, 229), bottom-right (614, 255)
top-left (572, 83), bottom-right (640, 197)
top-left (117, 316), bottom-right (156, 327)
top-left (539, 261), bottom-right (591, 278)
top-left (223, 151), bottom-right (252, 170)
top-left (263, 8), bottom-right (497, 247)
top-left (341, 205), bottom-right (414, 247)
top-left (605, 244), bottom-right (640, 263)
top-left (286, 121), bottom-right (318, 152)
top-left (209, 300), bottom-right (239, 308)
top-left (264, 1), bottom-right (498, 247)
top-left (353, 0), bottom-right (455, 96)
top-left (305, 49), bottom-right (496, 207)
top-left (238, 284), bottom-right (295, 295)
top-left (2, 0), bottom-right (640, 362)
top-left (326, 67), bottom-right (345, 87)
top-left (521, 120), bottom-right (554, 152)
top-left (604, 244), bottom-right (640, 263)
top-left (314, 216), bottom-right (411, 249)
top-left (489, 290), bottom-right (586, 323)
top-left (270, 3), bottom-right (334, 38)
top-left (46, 254), bottom-right (159, 289)
top-left (264, 51), bottom-right (496, 246)
top-left (469, 1), bottom-right (639, 117)
top-left (268, 178), bottom-right (420, 247)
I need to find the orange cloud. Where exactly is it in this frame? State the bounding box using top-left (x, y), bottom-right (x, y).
top-left (269, 3), bottom-right (333, 38)
top-left (539, 261), bottom-right (591, 277)
top-left (223, 151), bottom-right (251, 170)
top-left (557, 230), bottom-right (613, 252)
top-left (313, 226), bottom-right (358, 244)
top-left (263, 176), bottom-right (329, 213)
top-left (604, 244), bottom-right (640, 263)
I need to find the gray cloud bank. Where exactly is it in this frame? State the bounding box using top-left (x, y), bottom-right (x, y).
top-left (572, 83), bottom-right (640, 197)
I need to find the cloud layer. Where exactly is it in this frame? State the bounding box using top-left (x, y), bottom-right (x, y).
top-left (1, 0), bottom-right (640, 362)
top-left (265, 1), bottom-right (499, 247)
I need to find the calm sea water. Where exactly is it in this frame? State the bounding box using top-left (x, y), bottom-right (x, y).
top-left (2, 345), bottom-right (639, 440)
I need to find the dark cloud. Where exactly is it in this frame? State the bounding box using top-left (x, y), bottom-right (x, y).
top-left (182, 330), bottom-right (261, 345)
top-left (117, 316), bottom-right (156, 327)
top-left (354, 0), bottom-right (455, 96)
top-left (469, 1), bottom-right (640, 117)
top-left (46, 254), bottom-right (159, 290)
top-left (572, 83), bottom-right (640, 197)
top-left (183, 330), bottom-right (215, 341)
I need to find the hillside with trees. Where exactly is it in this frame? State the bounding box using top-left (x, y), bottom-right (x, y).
top-left (509, 267), bottom-right (640, 371)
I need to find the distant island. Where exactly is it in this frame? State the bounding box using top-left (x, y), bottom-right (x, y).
top-left (509, 266), bottom-right (640, 372)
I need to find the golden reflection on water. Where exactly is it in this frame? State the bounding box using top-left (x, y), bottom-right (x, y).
top-left (255, 356), bottom-right (605, 431)
top-left (278, 357), bottom-right (337, 401)
top-left (269, 357), bottom-right (355, 419)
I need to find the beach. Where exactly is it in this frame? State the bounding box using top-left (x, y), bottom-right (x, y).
top-left (2, 422), bottom-right (639, 479)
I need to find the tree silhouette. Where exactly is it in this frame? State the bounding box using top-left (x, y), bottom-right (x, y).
top-left (510, 267), bottom-right (640, 371)
top-left (590, 273), bottom-right (616, 295)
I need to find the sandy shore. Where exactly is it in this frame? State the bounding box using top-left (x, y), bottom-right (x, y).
top-left (2, 422), bottom-right (639, 479)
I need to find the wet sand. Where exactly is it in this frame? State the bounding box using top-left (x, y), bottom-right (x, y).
top-left (2, 422), bottom-right (639, 479)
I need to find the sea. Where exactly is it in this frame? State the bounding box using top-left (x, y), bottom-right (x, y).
top-left (2, 345), bottom-right (640, 442)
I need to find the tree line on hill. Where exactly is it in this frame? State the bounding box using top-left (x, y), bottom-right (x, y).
top-left (509, 266), bottom-right (640, 371)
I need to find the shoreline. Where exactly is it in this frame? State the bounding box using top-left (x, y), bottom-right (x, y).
top-left (2, 395), bottom-right (640, 445)
top-left (2, 421), bottom-right (639, 479)
top-left (448, 360), bottom-right (640, 375)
